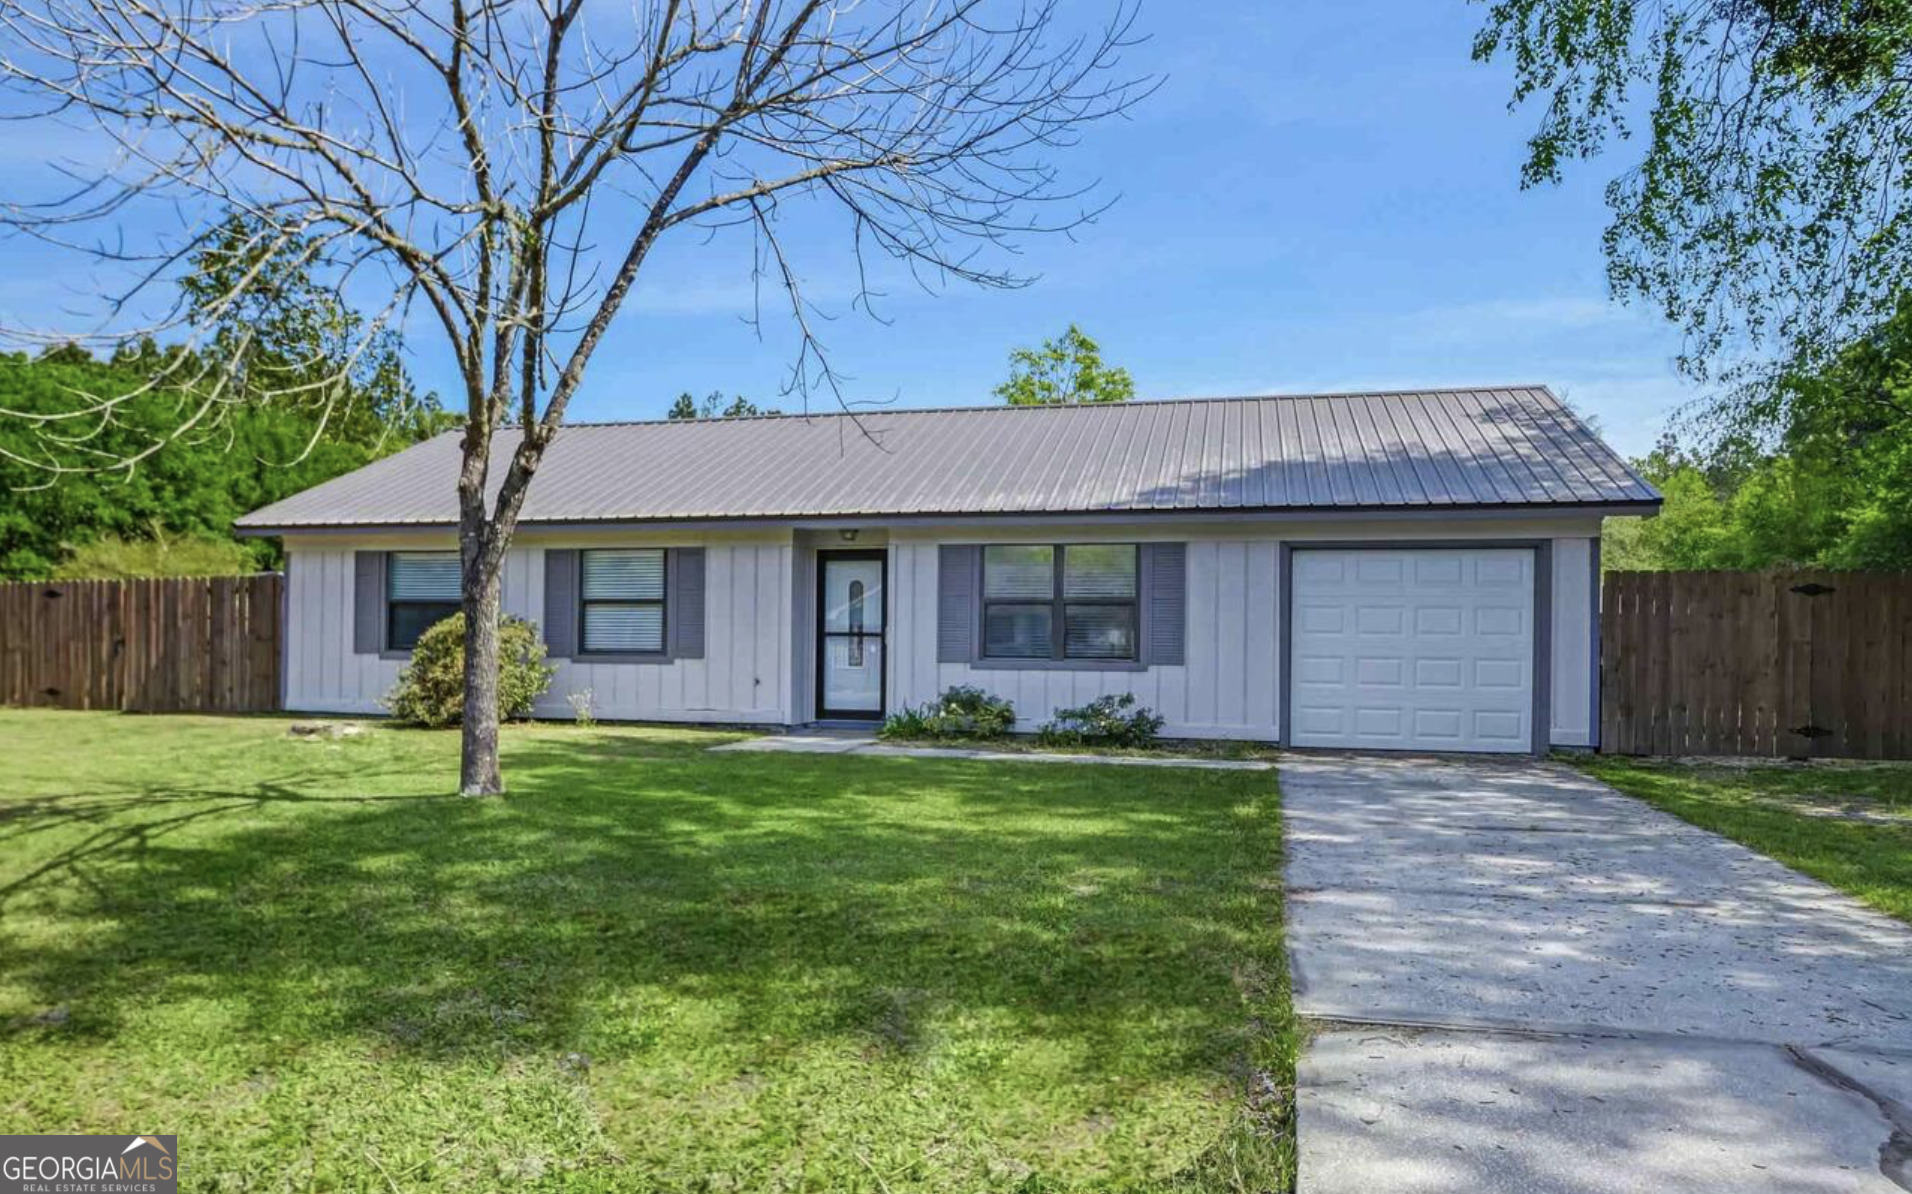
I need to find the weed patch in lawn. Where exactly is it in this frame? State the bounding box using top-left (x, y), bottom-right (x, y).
top-left (0, 711), bottom-right (1292, 1191)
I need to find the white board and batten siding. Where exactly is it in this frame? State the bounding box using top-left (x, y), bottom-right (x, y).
top-left (888, 535), bottom-right (1283, 741)
top-left (286, 518), bottom-right (1600, 749)
top-left (1548, 536), bottom-right (1597, 748)
top-left (888, 523), bottom-right (1600, 748)
top-left (282, 533), bottom-right (793, 723)
top-left (284, 545), bottom-right (404, 714)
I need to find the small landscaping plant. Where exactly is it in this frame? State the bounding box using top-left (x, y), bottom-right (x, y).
top-left (879, 684), bottom-right (1016, 741)
top-left (385, 613), bottom-right (554, 728)
top-left (1036, 693), bottom-right (1165, 748)
top-left (566, 688), bottom-right (597, 728)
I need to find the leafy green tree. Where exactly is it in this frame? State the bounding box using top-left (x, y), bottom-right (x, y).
top-left (0, 347), bottom-right (405, 578)
top-left (1476, 1), bottom-right (1912, 400)
top-left (1770, 295), bottom-right (1912, 567)
top-left (0, 220), bottom-right (448, 580)
top-left (666, 391), bottom-right (777, 419)
top-left (180, 215), bottom-right (445, 450)
top-left (994, 325), bottom-right (1135, 406)
top-left (1604, 421), bottom-right (1908, 570)
top-left (1480, 3), bottom-right (1912, 570)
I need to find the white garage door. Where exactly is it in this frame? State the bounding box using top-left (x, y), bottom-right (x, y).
top-left (1289, 548), bottom-right (1535, 753)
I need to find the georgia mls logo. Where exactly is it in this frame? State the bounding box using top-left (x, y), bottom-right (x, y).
top-left (1, 1134), bottom-right (177, 1193)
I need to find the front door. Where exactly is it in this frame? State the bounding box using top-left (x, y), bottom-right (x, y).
top-left (817, 551), bottom-right (886, 720)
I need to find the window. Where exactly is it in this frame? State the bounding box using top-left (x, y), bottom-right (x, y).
top-left (847, 579), bottom-right (867, 666)
top-left (982, 544), bottom-right (1137, 661)
top-left (387, 552), bottom-right (461, 651)
top-left (580, 549), bottom-right (666, 654)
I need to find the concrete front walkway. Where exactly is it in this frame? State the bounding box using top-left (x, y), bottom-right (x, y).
top-left (1284, 755), bottom-right (1912, 1194)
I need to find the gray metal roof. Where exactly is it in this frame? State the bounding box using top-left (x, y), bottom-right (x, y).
top-left (236, 386), bottom-right (1659, 529)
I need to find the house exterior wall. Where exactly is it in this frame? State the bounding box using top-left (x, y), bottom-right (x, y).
top-left (282, 529), bottom-right (794, 723)
top-left (283, 514), bottom-right (1599, 747)
top-left (1549, 535), bottom-right (1598, 748)
top-left (888, 534), bottom-right (1281, 740)
top-left (885, 518), bottom-right (1600, 746)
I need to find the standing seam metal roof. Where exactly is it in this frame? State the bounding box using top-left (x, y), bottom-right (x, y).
top-left (234, 386), bottom-right (1661, 529)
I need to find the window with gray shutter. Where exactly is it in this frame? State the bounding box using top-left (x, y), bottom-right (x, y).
top-left (386, 551), bottom-right (460, 650)
top-left (979, 544), bottom-right (1139, 662)
top-left (543, 550), bottom-right (578, 657)
top-left (937, 545), bottom-right (977, 663)
top-left (668, 548), bottom-right (705, 659)
top-left (1142, 542), bottom-right (1186, 665)
top-left (353, 551), bottom-right (384, 655)
top-left (579, 549), bottom-right (666, 653)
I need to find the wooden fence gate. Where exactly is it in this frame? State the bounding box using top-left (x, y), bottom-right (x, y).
top-left (0, 574), bottom-right (282, 713)
top-left (1601, 570), bottom-right (1912, 759)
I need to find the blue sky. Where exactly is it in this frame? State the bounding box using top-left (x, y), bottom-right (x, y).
top-left (0, 3), bottom-right (1695, 458)
top-left (569, 2), bottom-right (1692, 457)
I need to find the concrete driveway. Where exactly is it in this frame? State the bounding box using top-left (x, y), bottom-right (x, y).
top-left (1283, 755), bottom-right (1912, 1194)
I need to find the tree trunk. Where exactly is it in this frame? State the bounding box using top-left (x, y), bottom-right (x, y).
top-left (454, 419), bottom-right (546, 799)
top-left (458, 552), bottom-right (505, 796)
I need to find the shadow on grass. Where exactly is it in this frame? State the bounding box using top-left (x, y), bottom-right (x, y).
top-left (0, 735), bottom-right (1285, 1093)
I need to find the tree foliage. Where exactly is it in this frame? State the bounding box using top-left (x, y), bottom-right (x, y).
top-left (1606, 296), bottom-right (1912, 569)
top-left (0, 346), bottom-right (431, 579)
top-left (666, 391), bottom-right (779, 420)
top-left (181, 215), bottom-right (441, 453)
top-left (0, 219), bottom-right (447, 580)
top-left (51, 533), bottom-right (257, 581)
top-left (1604, 437), bottom-right (1853, 569)
top-left (994, 324), bottom-right (1136, 405)
top-left (1477, 2), bottom-right (1912, 569)
top-left (1475, 0), bottom-right (1912, 425)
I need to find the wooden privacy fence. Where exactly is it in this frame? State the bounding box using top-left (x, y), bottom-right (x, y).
top-left (1601, 570), bottom-right (1912, 759)
top-left (0, 574), bottom-right (282, 713)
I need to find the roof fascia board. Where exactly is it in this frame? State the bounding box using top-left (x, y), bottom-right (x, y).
top-left (242, 500), bottom-right (1658, 538)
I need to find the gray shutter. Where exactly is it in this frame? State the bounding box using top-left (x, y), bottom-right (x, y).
top-left (937, 544), bottom-right (979, 663)
top-left (669, 547), bottom-right (706, 659)
top-left (1142, 542), bottom-right (1186, 666)
top-left (353, 551), bottom-right (385, 655)
top-left (543, 549), bottom-right (578, 658)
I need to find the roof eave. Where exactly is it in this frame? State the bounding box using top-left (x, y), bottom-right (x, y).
top-left (238, 496), bottom-right (1662, 537)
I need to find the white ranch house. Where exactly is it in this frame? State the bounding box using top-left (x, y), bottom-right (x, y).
top-left (236, 387), bottom-right (1659, 754)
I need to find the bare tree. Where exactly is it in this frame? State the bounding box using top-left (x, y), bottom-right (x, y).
top-left (0, 0), bottom-right (1148, 794)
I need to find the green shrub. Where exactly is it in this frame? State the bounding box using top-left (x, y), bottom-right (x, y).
top-left (53, 533), bottom-right (256, 580)
top-left (1036, 693), bottom-right (1165, 748)
top-left (384, 613), bottom-right (554, 728)
top-left (879, 685), bottom-right (1016, 741)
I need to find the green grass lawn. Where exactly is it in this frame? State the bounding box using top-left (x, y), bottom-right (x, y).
top-left (0, 711), bottom-right (1292, 1192)
top-left (1580, 756), bottom-right (1912, 923)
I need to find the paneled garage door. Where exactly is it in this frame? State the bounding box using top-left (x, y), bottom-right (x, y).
top-left (1288, 547), bottom-right (1536, 753)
